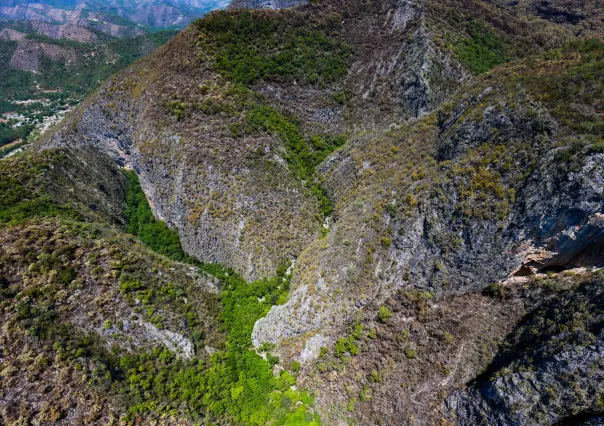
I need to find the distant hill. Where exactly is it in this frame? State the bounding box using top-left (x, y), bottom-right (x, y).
top-left (0, 0), bottom-right (230, 31)
top-left (0, 25), bottom-right (178, 155)
top-left (0, 0), bottom-right (230, 154)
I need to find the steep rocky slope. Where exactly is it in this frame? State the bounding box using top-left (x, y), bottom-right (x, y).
top-left (8, 0), bottom-right (603, 424)
top-left (0, 218), bottom-right (222, 425)
top-left (298, 270), bottom-right (604, 425)
top-left (447, 275), bottom-right (604, 425)
top-left (44, 0), bottom-right (582, 278)
top-left (258, 38), bottom-right (604, 343)
top-left (44, 14), bottom-right (333, 281)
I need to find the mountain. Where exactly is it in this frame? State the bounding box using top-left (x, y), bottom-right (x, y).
top-left (0, 26), bottom-right (177, 158)
top-left (95, 0), bottom-right (232, 28)
top-left (0, 0), bottom-right (231, 30)
top-left (1, 0), bottom-right (603, 424)
top-left (0, 3), bottom-right (146, 39)
top-left (0, 0), bottom-right (230, 155)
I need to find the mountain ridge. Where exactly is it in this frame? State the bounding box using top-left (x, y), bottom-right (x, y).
top-left (0, 0), bottom-right (231, 30)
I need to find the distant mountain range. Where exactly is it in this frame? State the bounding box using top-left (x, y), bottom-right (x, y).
top-left (0, 0), bottom-right (231, 37)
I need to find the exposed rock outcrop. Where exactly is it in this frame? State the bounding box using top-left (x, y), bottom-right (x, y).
top-left (447, 276), bottom-right (604, 425)
top-left (347, 0), bottom-right (468, 118)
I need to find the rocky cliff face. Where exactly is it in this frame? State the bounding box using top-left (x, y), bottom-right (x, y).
top-left (447, 276), bottom-right (604, 425)
top-left (36, 0), bottom-right (604, 424)
top-left (44, 25), bottom-right (324, 281)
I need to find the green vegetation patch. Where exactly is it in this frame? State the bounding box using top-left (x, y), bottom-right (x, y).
top-left (453, 19), bottom-right (508, 75)
top-left (122, 265), bottom-right (319, 425)
top-left (124, 170), bottom-right (186, 261)
top-left (196, 10), bottom-right (352, 86)
top-left (0, 151), bottom-right (81, 224)
top-left (377, 306), bottom-right (393, 323)
top-left (121, 171), bottom-right (319, 424)
top-left (234, 104), bottom-right (346, 216)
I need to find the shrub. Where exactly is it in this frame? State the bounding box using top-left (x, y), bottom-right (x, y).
top-left (335, 336), bottom-right (359, 358)
top-left (380, 237), bottom-right (392, 248)
top-left (267, 354), bottom-right (280, 366)
top-left (377, 306), bottom-right (393, 323)
top-left (370, 370), bottom-right (382, 383)
top-left (360, 385), bottom-right (370, 402)
top-left (482, 283), bottom-right (509, 299)
top-left (347, 398), bottom-right (357, 412)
